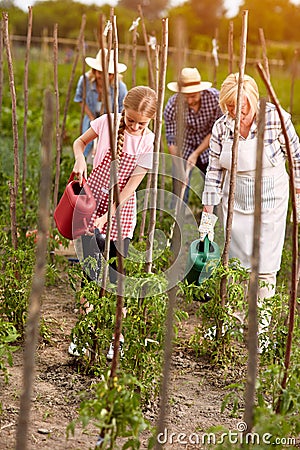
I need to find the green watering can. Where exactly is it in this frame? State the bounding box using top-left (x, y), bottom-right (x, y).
top-left (185, 235), bottom-right (220, 286)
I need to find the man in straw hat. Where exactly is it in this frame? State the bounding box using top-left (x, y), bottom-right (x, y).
top-left (74, 48), bottom-right (128, 158)
top-left (164, 67), bottom-right (222, 204)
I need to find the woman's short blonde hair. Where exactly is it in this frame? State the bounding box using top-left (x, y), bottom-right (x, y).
top-left (219, 73), bottom-right (259, 116)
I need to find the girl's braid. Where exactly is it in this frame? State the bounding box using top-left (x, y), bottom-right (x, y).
top-left (116, 109), bottom-right (126, 160)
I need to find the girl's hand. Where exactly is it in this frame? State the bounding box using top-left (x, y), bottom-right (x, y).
top-left (94, 214), bottom-right (107, 231)
top-left (73, 153), bottom-right (87, 185)
top-left (187, 152), bottom-right (198, 168)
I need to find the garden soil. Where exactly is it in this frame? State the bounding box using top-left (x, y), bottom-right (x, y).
top-left (0, 247), bottom-right (259, 450)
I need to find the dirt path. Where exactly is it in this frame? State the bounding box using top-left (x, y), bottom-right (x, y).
top-left (0, 269), bottom-right (243, 450)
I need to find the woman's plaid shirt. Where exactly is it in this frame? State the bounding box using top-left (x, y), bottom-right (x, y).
top-left (202, 102), bottom-right (300, 205)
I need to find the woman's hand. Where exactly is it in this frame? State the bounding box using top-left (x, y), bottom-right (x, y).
top-left (203, 205), bottom-right (214, 214)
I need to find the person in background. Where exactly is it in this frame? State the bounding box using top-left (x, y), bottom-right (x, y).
top-left (74, 48), bottom-right (127, 158)
top-left (199, 72), bottom-right (300, 341)
top-left (69, 86), bottom-right (158, 360)
top-left (164, 67), bottom-right (223, 204)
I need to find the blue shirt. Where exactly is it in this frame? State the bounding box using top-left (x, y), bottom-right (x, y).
top-left (164, 88), bottom-right (223, 164)
top-left (74, 72), bottom-right (127, 134)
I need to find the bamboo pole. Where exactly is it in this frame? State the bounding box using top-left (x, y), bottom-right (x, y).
top-left (15, 89), bottom-right (54, 450)
top-left (52, 24), bottom-right (62, 217)
top-left (99, 12), bottom-right (118, 297)
top-left (259, 28), bottom-right (270, 82)
top-left (243, 98), bottom-right (266, 432)
top-left (169, 15), bottom-right (186, 250)
top-left (3, 12), bottom-right (19, 250)
top-left (138, 4), bottom-right (155, 89)
top-left (139, 174), bottom-right (151, 239)
top-left (97, 16), bottom-right (124, 380)
top-left (22, 7), bottom-right (33, 215)
top-left (145, 18), bottom-right (168, 274)
top-left (132, 26), bottom-right (137, 87)
top-left (159, 147), bottom-right (165, 221)
top-left (107, 10), bottom-right (113, 54)
top-left (212, 28), bottom-right (219, 88)
top-left (129, 17), bottom-right (140, 88)
top-left (0, 19), bottom-right (3, 125)
top-left (256, 62), bottom-right (298, 413)
top-left (228, 21), bottom-right (234, 74)
top-left (60, 14), bottom-right (86, 148)
top-left (155, 284), bottom-right (175, 450)
top-left (8, 181), bottom-right (17, 250)
top-left (144, 23), bottom-right (169, 450)
top-left (89, 15), bottom-right (111, 364)
top-left (259, 27), bottom-right (270, 104)
top-left (79, 37), bottom-right (86, 134)
top-left (112, 11), bottom-right (118, 147)
top-left (289, 49), bottom-right (298, 116)
top-left (220, 10), bottom-right (248, 307)
top-left (99, 11), bottom-right (114, 295)
top-left (139, 40), bottom-right (159, 239)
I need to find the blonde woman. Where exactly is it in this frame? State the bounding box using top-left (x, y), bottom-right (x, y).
top-left (200, 73), bottom-right (300, 304)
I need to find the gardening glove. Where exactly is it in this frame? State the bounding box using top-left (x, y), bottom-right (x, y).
top-left (198, 211), bottom-right (218, 242)
top-left (296, 193), bottom-right (300, 223)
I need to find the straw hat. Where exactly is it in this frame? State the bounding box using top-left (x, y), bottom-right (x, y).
top-left (85, 48), bottom-right (127, 74)
top-left (167, 67), bottom-right (212, 93)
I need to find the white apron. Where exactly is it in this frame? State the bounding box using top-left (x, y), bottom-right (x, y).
top-left (219, 137), bottom-right (289, 273)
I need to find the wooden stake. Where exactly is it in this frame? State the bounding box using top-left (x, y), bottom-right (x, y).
top-left (256, 62), bottom-right (298, 413)
top-left (0, 19), bottom-right (3, 125)
top-left (259, 28), bottom-right (270, 82)
top-left (139, 174), bottom-right (151, 240)
top-left (138, 4), bottom-right (155, 89)
top-left (79, 37), bottom-right (86, 135)
top-left (3, 12), bottom-right (19, 249)
top-left (212, 28), bottom-right (219, 87)
top-left (145, 18), bottom-right (168, 274)
top-left (130, 19), bottom-right (138, 87)
top-left (220, 10), bottom-right (248, 307)
top-left (60, 14), bottom-right (86, 148)
top-left (22, 7), bottom-right (33, 214)
top-left (228, 20), bottom-right (234, 74)
top-left (16, 89), bottom-right (54, 450)
top-left (52, 23), bottom-right (62, 217)
top-left (97, 15), bottom-right (124, 379)
top-left (169, 15), bottom-right (186, 251)
top-left (289, 49), bottom-right (298, 115)
top-left (243, 98), bottom-right (266, 432)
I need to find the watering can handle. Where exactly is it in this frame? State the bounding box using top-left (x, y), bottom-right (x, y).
top-left (68, 172), bottom-right (87, 185)
top-left (202, 236), bottom-right (210, 263)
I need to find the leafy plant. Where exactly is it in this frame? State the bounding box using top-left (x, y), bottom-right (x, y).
top-left (0, 240), bottom-right (35, 333)
top-left (0, 320), bottom-right (19, 383)
top-left (67, 370), bottom-right (154, 450)
top-left (180, 258), bottom-right (249, 365)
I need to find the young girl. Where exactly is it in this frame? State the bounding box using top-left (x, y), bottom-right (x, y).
top-left (69, 85), bottom-right (158, 358)
top-left (73, 48), bottom-right (128, 158)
